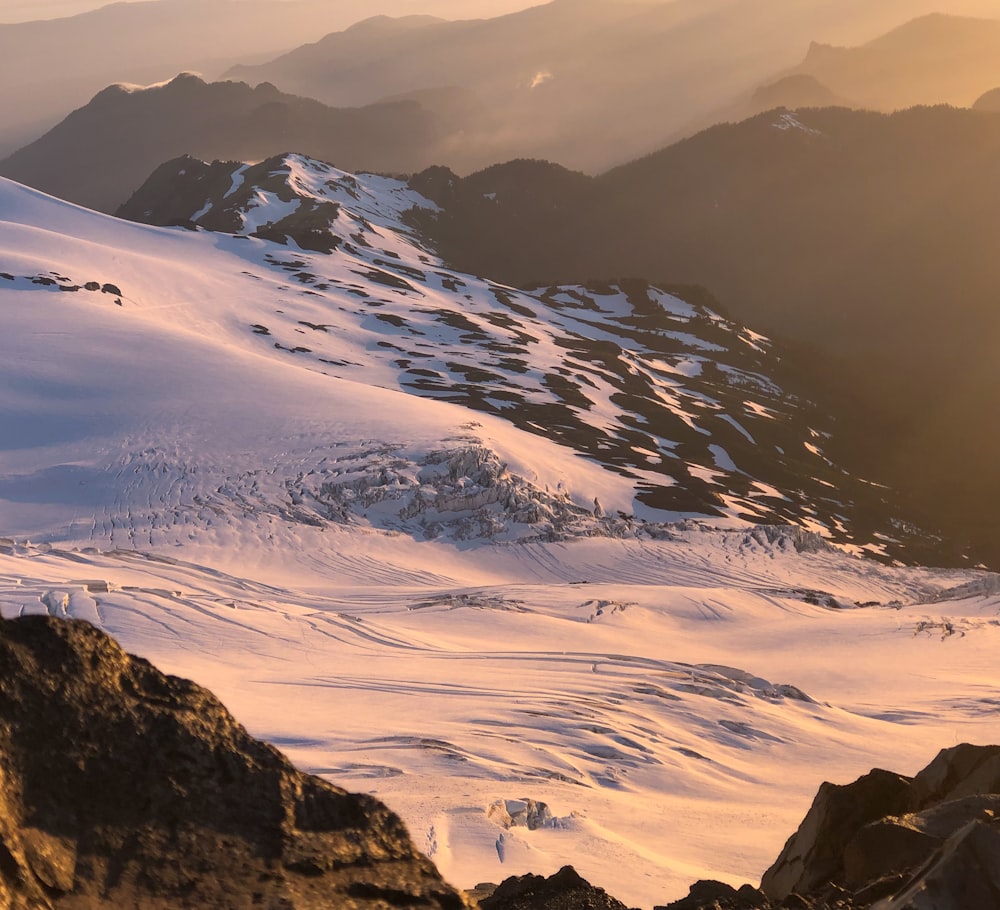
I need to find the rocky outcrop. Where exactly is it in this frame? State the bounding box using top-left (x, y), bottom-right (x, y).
top-left (661, 744), bottom-right (1000, 910)
top-left (117, 153), bottom-right (346, 253)
top-left (0, 615), bottom-right (468, 909)
top-left (478, 866), bottom-right (634, 910)
top-left (656, 880), bottom-right (767, 910)
top-left (760, 768), bottom-right (914, 898)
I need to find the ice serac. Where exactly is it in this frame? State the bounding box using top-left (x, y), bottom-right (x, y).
top-left (0, 615), bottom-right (468, 910)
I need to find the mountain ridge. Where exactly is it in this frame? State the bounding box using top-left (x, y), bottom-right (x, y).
top-left (0, 74), bottom-right (447, 213)
top-left (408, 104), bottom-right (1000, 568)
top-left (108, 151), bottom-right (923, 558)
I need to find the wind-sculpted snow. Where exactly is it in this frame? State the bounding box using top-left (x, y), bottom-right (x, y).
top-left (0, 532), bottom-right (998, 909)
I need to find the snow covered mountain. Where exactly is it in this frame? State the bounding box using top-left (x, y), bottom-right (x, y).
top-left (114, 152), bottom-right (913, 555)
top-left (2, 158), bottom-right (999, 908)
top-left (409, 106), bottom-right (1000, 569)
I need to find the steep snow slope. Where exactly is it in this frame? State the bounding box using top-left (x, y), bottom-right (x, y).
top-left (2, 168), bottom-right (999, 908)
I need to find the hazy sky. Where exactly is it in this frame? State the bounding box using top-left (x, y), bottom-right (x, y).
top-left (0, 0), bottom-right (126, 19)
top-left (0, 0), bottom-right (536, 24)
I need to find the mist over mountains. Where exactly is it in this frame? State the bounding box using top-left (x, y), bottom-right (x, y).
top-left (0, 0), bottom-right (533, 159)
top-left (0, 74), bottom-right (448, 212)
top-left (6, 0), bottom-right (1000, 174)
top-left (771, 14), bottom-right (1000, 111)
top-left (726, 13), bottom-right (1000, 124)
top-left (222, 0), bottom-right (1000, 174)
top-left (0, 0), bottom-right (365, 157)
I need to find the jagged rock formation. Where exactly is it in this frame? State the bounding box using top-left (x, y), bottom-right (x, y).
top-left (760, 768), bottom-right (916, 898)
top-left (0, 615), bottom-right (468, 909)
top-left (478, 866), bottom-right (634, 910)
top-left (660, 743), bottom-right (1000, 910)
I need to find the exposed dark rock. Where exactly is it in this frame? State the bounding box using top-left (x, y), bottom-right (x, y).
top-left (656, 879), bottom-right (768, 909)
top-left (871, 817), bottom-right (1000, 909)
top-left (909, 743), bottom-right (1000, 808)
top-left (656, 744), bottom-right (1000, 910)
top-left (416, 104), bottom-right (1000, 568)
top-left (118, 153), bottom-right (346, 253)
top-left (479, 865), bottom-right (634, 910)
top-left (761, 768), bottom-right (914, 899)
top-left (0, 615), bottom-right (468, 909)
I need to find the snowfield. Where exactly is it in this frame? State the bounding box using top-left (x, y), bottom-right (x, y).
top-left (1, 167), bottom-right (998, 908)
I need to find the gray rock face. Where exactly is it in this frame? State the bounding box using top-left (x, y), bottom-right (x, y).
top-left (909, 743), bottom-right (1000, 807)
top-left (0, 615), bottom-right (468, 909)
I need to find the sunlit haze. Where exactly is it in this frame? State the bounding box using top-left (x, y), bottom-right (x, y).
top-left (0, 0), bottom-right (537, 24)
top-left (2, 0), bottom-right (1000, 907)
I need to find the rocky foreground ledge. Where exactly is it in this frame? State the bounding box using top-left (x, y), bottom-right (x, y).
top-left (653, 741), bottom-right (1000, 910)
top-left (487, 741), bottom-right (1000, 910)
top-left (1, 615), bottom-right (999, 909)
top-left (0, 615), bottom-right (468, 909)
